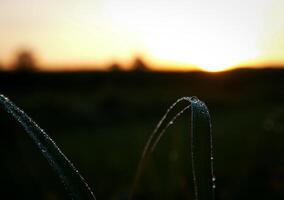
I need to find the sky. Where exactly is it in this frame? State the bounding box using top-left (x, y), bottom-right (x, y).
top-left (0, 0), bottom-right (284, 72)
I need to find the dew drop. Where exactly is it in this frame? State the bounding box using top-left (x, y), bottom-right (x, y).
top-left (190, 96), bottom-right (199, 103)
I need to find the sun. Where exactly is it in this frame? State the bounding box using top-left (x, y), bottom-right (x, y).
top-left (142, 31), bottom-right (259, 72)
top-left (198, 64), bottom-right (234, 72)
top-left (105, 0), bottom-right (263, 72)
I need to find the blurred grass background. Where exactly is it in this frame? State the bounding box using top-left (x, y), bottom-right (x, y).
top-left (0, 69), bottom-right (284, 200)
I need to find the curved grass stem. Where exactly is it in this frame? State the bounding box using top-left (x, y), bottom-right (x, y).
top-left (130, 97), bottom-right (215, 200)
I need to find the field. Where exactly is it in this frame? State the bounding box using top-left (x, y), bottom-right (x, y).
top-left (0, 69), bottom-right (284, 199)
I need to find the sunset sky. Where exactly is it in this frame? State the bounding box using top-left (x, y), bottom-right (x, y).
top-left (0, 0), bottom-right (284, 72)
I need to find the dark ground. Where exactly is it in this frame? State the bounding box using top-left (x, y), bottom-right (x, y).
top-left (0, 68), bottom-right (284, 200)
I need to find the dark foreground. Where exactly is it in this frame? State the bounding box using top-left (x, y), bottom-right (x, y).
top-left (0, 68), bottom-right (284, 200)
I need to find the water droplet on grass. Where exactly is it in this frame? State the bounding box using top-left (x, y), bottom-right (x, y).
top-left (190, 96), bottom-right (199, 103)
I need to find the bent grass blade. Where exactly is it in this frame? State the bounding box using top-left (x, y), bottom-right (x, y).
top-left (131, 97), bottom-right (215, 200)
top-left (191, 97), bottom-right (215, 200)
top-left (0, 94), bottom-right (96, 200)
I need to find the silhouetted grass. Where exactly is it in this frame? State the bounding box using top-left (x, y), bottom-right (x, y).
top-left (0, 94), bottom-right (96, 200)
top-left (0, 94), bottom-right (214, 200)
top-left (131, 97), bottom-right (214, 200)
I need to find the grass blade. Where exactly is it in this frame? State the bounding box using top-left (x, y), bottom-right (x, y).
top-left (131, 97), bottom-right (215, 200)
top-left (190, 97), bottom-right (215, 200)
top-left (0, 94), bottom-right (96, 200)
